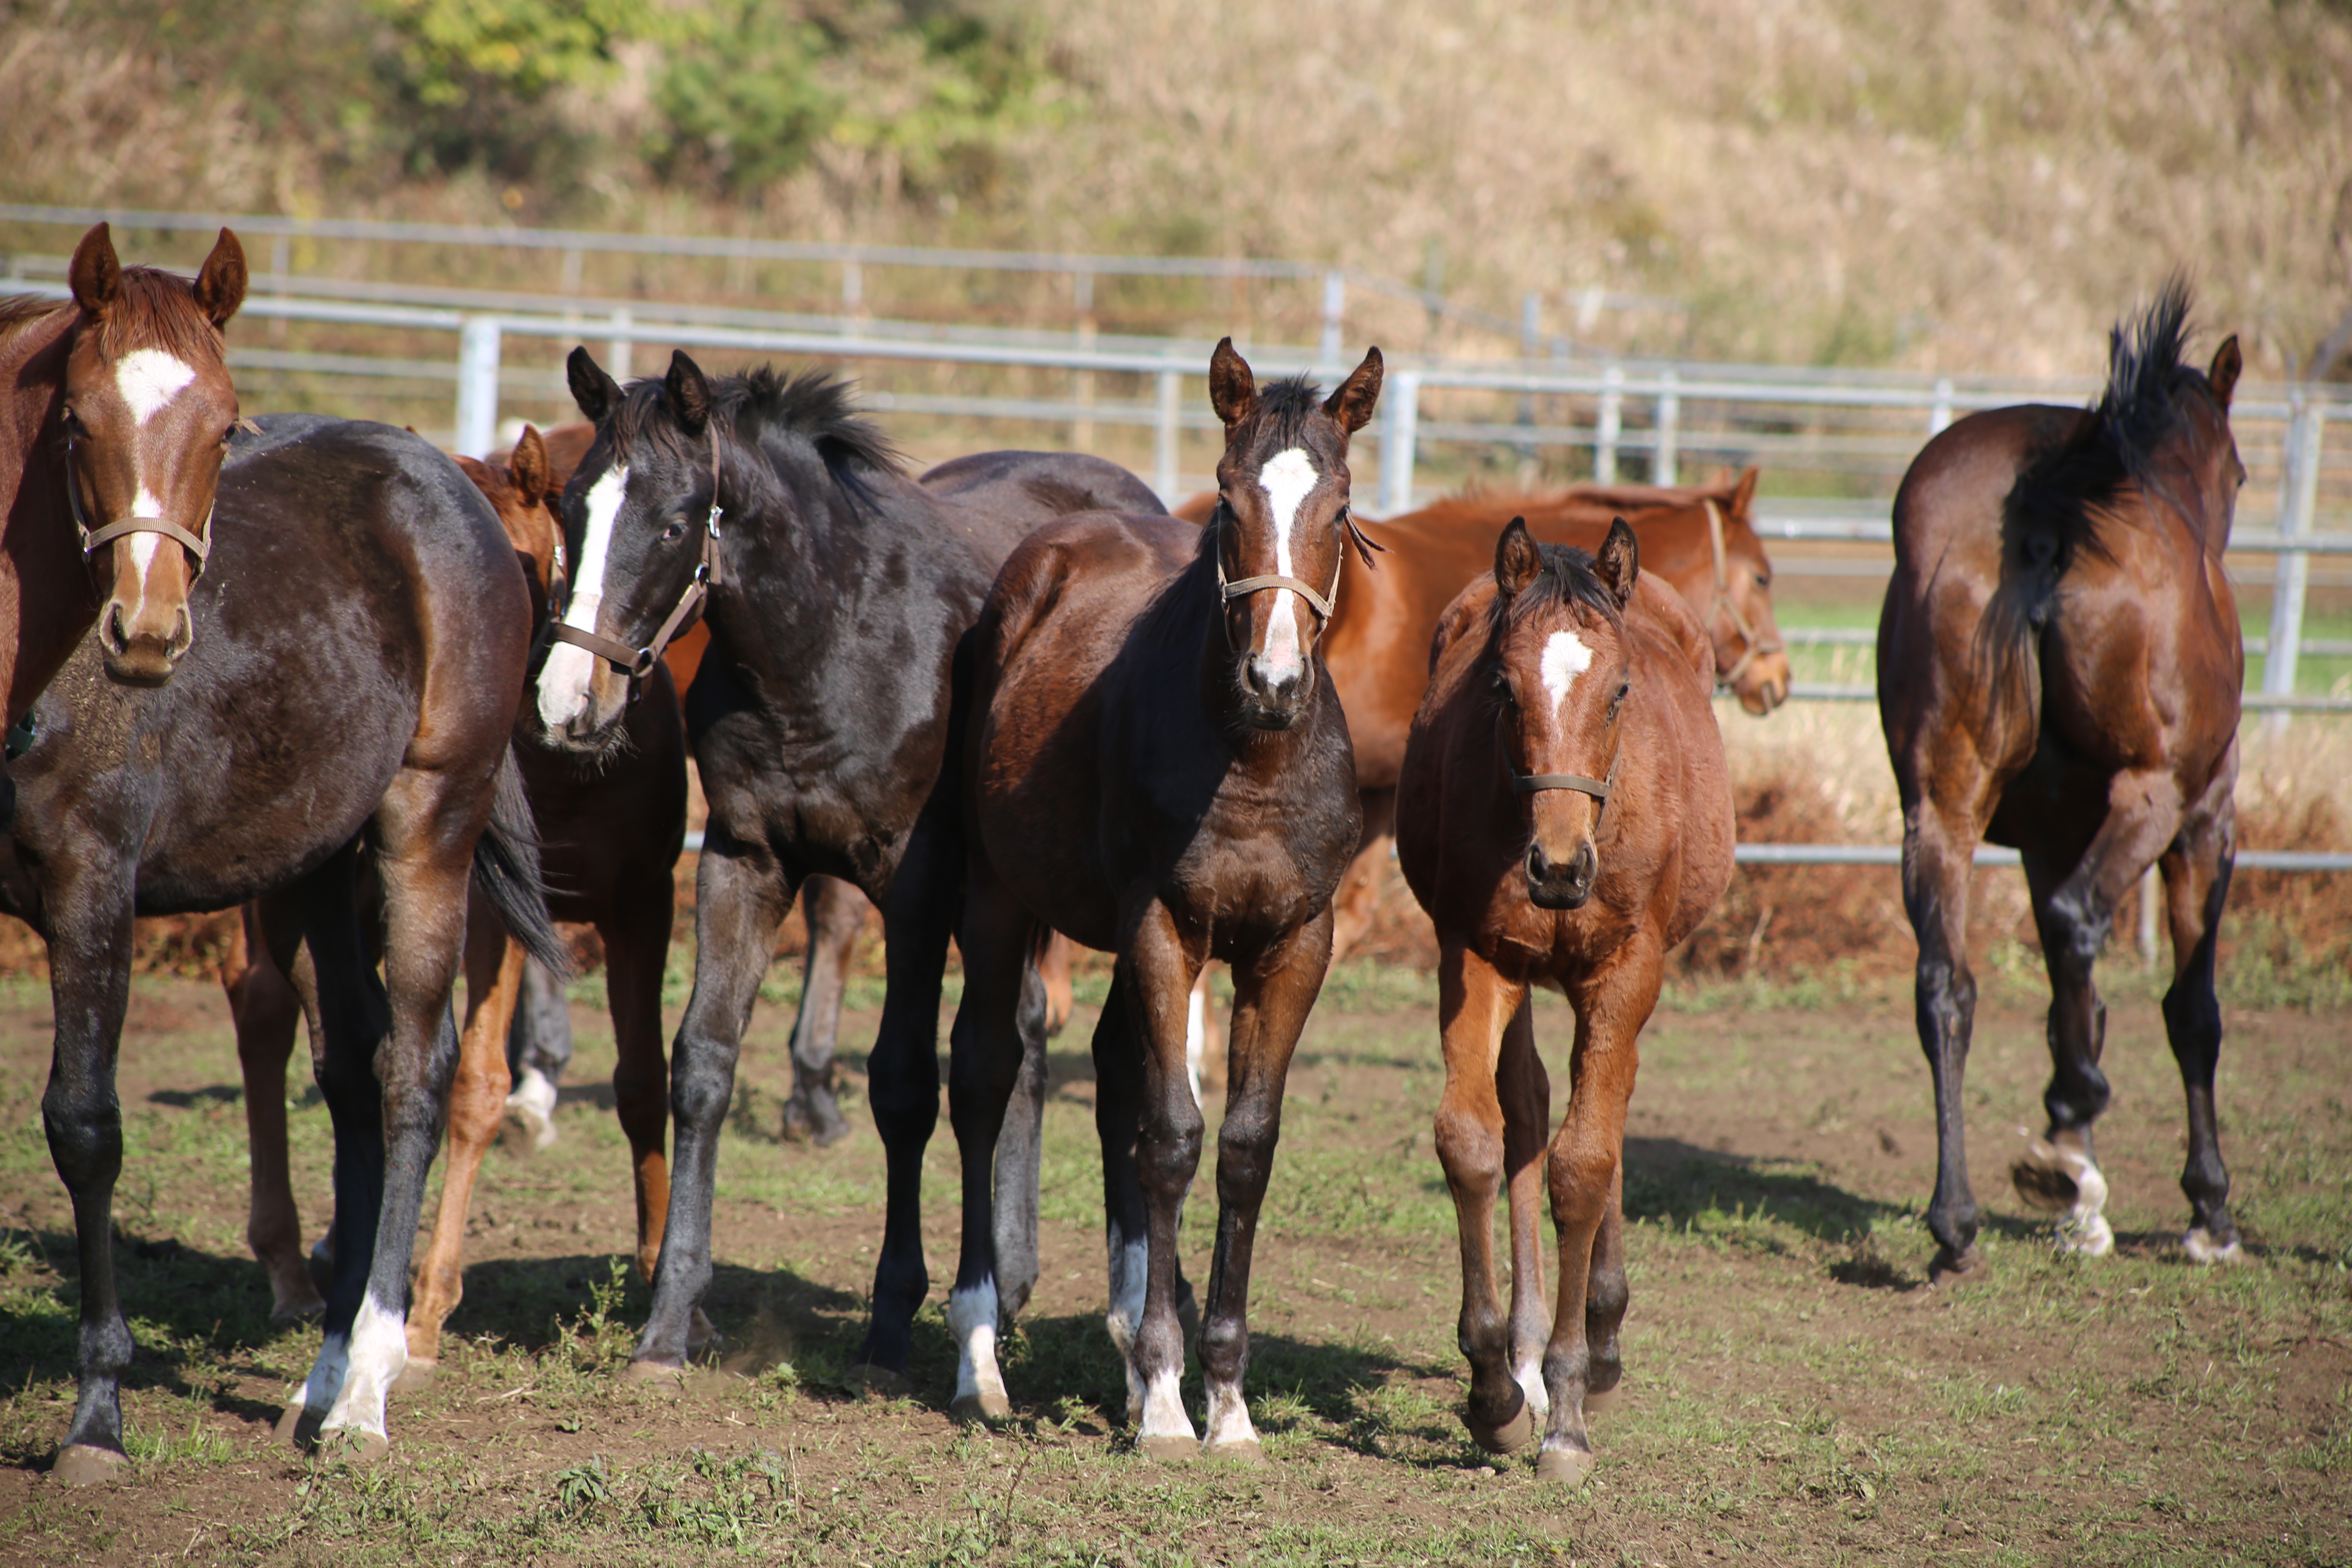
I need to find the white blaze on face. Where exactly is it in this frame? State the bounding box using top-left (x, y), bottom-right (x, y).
top-left (114, 350), bottom-right (197, 426)
top-left (1539, 629), bottom-right (1595, 716)
top-left (535, 463), bottom-right (629, 730)
top-left (1253, 447), bottom-right (1319, 679)
top-left (118, 486), bottom-right (167, 619)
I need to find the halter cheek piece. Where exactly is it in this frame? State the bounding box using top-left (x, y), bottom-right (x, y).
top-left (1705, 499), bottom-right (1784, 690)
top-left (63, 428), bottom-right (213, 579)
top-left (546, 440), bottom-right (726, 693)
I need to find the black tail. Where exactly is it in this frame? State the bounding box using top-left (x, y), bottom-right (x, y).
top-left (472, 748), bottom-right (573, 979)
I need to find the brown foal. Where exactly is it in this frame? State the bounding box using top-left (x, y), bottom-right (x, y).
top-left (1398, 518), bottom-right (1733, 1483)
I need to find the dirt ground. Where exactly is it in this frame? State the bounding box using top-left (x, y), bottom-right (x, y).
top-left (0, 962), bottom-right (2346, 1566)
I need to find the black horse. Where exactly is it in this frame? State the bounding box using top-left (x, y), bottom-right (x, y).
top-left (537, 348), bottom-right (1163, 1378)
top-left (2, 415), bottom-right (565, 1482)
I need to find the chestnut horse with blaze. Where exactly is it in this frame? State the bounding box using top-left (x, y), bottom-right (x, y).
top-left (942, 341), bottom-right (1379, 1457)
top-left (1880, 284), bottom-right (2248, 1278)
top-left (1399, 518), bottom-right (1732, 1484)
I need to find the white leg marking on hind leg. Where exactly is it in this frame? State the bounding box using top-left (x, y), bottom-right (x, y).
top-left (2054, 1150), bottom-right (2114, 1257)
top-left (321, 1291), bottom-right (408, 1441)
top-left (949, 1281), bottom-right (1007, 1410)
top-left (2183, 1228), bottom-right (2243, 1265)
top-left (1513, 1354), bottom-right (1550, 1419)
top-left (1105, 1233), bottom-right (1149, 1418)
top-left (1138, 1365), bottom-right (1193, 1443)
top-left (1184, 986), bottom-right (1207, 1106)
top-left (1204, 1377), bottom-right (1258, 1450)
top-left (298, 1328), bottom-right (351, 1417)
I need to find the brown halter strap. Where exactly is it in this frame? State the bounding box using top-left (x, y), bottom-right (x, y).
top-left (1510, 757), bottom-right (1615, 804)
top-left (63, 429), bottom-right (212, 576)
top-left (1705, 499), bottom-right (1782, 690)
top-left (1212, 496), bottom-right (1383, 623)
top-left (547, 438), bottom-right (726, 687)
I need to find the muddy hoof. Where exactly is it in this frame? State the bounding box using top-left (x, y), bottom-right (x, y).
top-left (949, 1390), bottom-right (1013, 1425)
top-left (1464, 1399), bottom-right (1533, 1455)
top-left (1205, 1436), bottom-right (1266, 1465)
top-left (275, 1403), bottom-right (323, 1449)
top-left (1927, 1244), bottom-right (1986, 1286)
top-left (1138, 1433), bottom-right (1198, 1463)
top-left (849, 1364), bottom-right (912, 1401)
top-left (392, 1359), bottom-right (436, 1395)
top-left (317, 1426), bottom-right (390, 1465)
top-left (51, 1444), bottom-right (127, 1487)
top-left (622, 1357), bottom-right (687, 1384)
top-left (1535, 1443), bottom-right (1596, 1486)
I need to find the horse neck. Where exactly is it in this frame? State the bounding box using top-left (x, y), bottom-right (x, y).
top-left (0, 311), bottom-right (99, 727)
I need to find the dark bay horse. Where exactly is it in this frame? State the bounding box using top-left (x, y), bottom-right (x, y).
top-left (943, 341), bottom-right (1380, 1457)
top-left (215, 426), bottom-right (691, 1368)
top-left (1398, 518), bottom-right (1733, 1484)
top-left (1, 223), bottom-right (245, 714)
top-left (1879, 285), bottom-right (2247, 1278)
top-left (1, 415), bottom-right (563, 1482)
top-left (534, 348), bottom-right (1165, 1378)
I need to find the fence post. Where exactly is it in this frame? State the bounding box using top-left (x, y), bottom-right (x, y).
top-left (1655, 368), bottom-right (1680, 486)
top-left (1380, 370), bottom-right (1420, 516)
top-left (1320, 270), bottom-right (1345, 368)
top-left (606, 307), bottom-right (634, 384)
top-left (2264, 394), bottom-right (2326, 733)
top-left (1154, 368), bottom-right (1183, 505)
top-left (1594, 363), bottom-right (1623, 483)
top-left (1930, 376), bottom-right (1954, 436)
top-left (455, 315), bottom-right (502, 459)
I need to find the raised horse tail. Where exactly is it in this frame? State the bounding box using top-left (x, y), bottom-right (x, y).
top-left (470, 747), bottom-right (573, 978)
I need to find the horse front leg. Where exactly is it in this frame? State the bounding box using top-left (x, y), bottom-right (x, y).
top-left (2160, 763), bottom-right (2240, 1262)
top-left (1123, 905), bottom-right (1207, 1460)
top-left (2011, 766), bottom-right (2184, 1256)
top-left (635, 828), bottom-right (793, 1373)
top-left (223, 904), bottom-right (324, 1321)
top-left (41, 878), bottom-right (138, 1486)
top-left (783, 875), bottom-right (865, 1147)
top-left (1432, 940), bottom-right (1533, 1453)
top-left (1497, 995), bottom-right (1556, 1425)
top-left (1538, 934), bottom-right (1660, 1486)
top-left (1196, 906), bottom-right (1334, 1463)
top-left (601, 880), bottom-right (678, 1292)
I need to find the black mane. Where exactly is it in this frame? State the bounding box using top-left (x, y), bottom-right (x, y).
top-left (1489, 541), bottom-right (1624, 640)
top-left (610, 364), bottom-right (904, 489)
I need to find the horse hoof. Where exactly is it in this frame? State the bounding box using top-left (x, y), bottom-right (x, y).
top-left (2010, 1139), bottom-right (2081, 1213)
top-left (1584, 1383), bottom-right (1621, 1418)
top-left (622, 1358), bottom-right (687, 1384)
top-left (1535, 1444), bottom-right (1596, 1486)
top-left (1205, 1437), bottom-right (1265, 1465)
top-left (318, 1426), bottom-right (390, 1465)
top-left (810, 1112), bottom-right (851, 1150)
top-left (1927, 1245), bottom-right (1986, 1286)
top-left (51, 1444), bottom-right (127, 1487)
top-left (1464, 1400), bottom-right (1533, 1455)
top-left (2055, 1212), bottom-right (2115, 1257)
top-left (686, 1308), bottom-right (719, 1356)
top-left (2184, 1229), bottom-right (2245, 1265)
top-left (275, 1403), bottom-right (323, 1449)
top-left (1138, 1434), bottom-right (1199, 1463)
top-left (392, 1358), bottom-right (437, 1394)
top-left (950, 1390), bottom-right (1013, 1425)
top-left (850, 1364), bottom-right (912, 1401)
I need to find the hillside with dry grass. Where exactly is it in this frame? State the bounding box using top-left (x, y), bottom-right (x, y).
top-left (6, 0), bottom-right (2350, 376)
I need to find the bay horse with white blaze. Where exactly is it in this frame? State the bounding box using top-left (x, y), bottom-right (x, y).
top-left (942, 340), bottom-right (1379, 1458)
top-left (1, 222), bottom-right (245, 716)
top-left (535, 348), bottom-right (1167, 1379)
top-left (1879, 284), bottom-right (2247, 1278)
top-left (1398, 517), bottom-right (1733, 1484)
top-left (1, 414), bottom-right (564, 1482)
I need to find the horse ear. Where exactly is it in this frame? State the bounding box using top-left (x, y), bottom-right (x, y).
top-left (510, 424), bottom-right (553, 502)
top-left (1596, 517), bottom-right (1640, 607)
top-left (2207, 335), bottom-right (2242, 410)
top-left (1209, 337), bottom-right (1258, 429)
top-left (1321, 346), bottom-right (1383, 436)
top-left (192, 228), bottom-right (247, 327)
top-left (1730, 465), bottom-right (1760, 519)
top-left (69, 223), bottom-right (121, 318)
top-left (666, 350), bottom-right (712, 437)
top-left (567, 346), bottom-right (624, 423)
top-left (1494, 517), bottom-right (1541, 598)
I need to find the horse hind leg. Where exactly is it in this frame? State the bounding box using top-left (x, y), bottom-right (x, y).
top-left (224, 905), bottom-right (325, 1321)
top-left (782, 874), bottom-right (864, 1147)
top-left (501, 956), bottom-right (570, 1153)
top-left (1900, 799), bottom-right (1987, 1279)
top-left (989, 944), bottom-right (1050, 1325)
top-left (2160, 790), bottom-right (2240, 1262)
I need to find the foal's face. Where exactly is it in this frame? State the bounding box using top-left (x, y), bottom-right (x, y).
top-left (1489, 519), bottom-right (1639, 912)
top-left (1207, 339), bottom-right (1382, 732)
top-left (58, 224), bottom-right (245, 688)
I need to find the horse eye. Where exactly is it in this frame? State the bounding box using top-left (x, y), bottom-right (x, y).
top-left (661, 518), bottom-right (687, 542)
top-left (1755, 573), bottom-right (1771, 590)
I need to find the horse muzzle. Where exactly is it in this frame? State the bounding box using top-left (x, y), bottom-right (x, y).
top-left (1237, 653), bottom-right (1311, 730)
top-left (1526, 840), bottom-right (1598, 910)
top-left (98, 597), bottom-right (192, 688)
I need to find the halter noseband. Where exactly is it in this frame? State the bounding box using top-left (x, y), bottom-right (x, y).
top-left (63, 428), bottom-right (213, 578)
top-left (1212, 492), bottom-right (1387, 626)
top-left (1705, 499), bottom-right (1783, 690)
top-left (546, 438), bottom-right (726, 692)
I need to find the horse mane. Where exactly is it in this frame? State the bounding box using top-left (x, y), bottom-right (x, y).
top-left (1486, 540), bottom-right (1624, 641)
top-left (1977, 279), bottom-right (2210, 703)
top-left (0, 293), bottom-right (68, 348)
top-left (0, 269), bottom-right (225, 363)
top-left (611, 365), bottom-right (904, 504)
top-left (1238, 375), bottom-right (1335, 451)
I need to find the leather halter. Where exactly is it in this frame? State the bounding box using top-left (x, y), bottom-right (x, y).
top-left (1510, 753), bottom-right (1617, 806)
top-left (1213, 496), bottom-right (1373, 624)
top-left (1704, 499), bottom-right (1783, 690)
top-left (547, 440), bottom-right (726, 689)
top-left (63, 428), bottom-right (212, 577)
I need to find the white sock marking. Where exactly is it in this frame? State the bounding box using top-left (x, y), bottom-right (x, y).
top-left (1204, 1377), bottom-right (1258, 1450)
top-left (1254, 448), bottom-right (1319, 681)
top-left (1514, 1356), bottom-right (1550, 1419)
top-left (1138, 1365), bottom-right (1192, 1443)
top-left (949, 1281), bottom-right (1007, 1409)
top-left (321, 1291), bottom-right (408, 1440)
top-left (535, 463), bottom-right (628, 730)
top-left (1184, 984), bottom-right (1207, 1106)
top-left (114, 350), bottom-right (196, 426)
top-left (1540, 629), bottom-right (1594, 714)
top-left (1105, 1233), bottom-right (1150, 1419)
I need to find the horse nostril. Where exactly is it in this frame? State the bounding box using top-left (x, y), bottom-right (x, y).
top-left (100, 601), bottom-right (129, 654)
top-left (1571, 843), bottom-right (1598, 887)
top-left (1526, 845), bottom-right (1547, 882)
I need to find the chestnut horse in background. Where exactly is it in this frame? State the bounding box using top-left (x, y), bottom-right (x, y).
top-left (218, 426), bottom-right (691, 1373)
top-left (1880, 284), bottom-right (2247, 1279)
top-left (941, 340), bottom-right (1380, 1456)
top-left (1, 222), bottom-right (246, 716)
top-left (1399, 519), bottom-right (1732, 1484)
